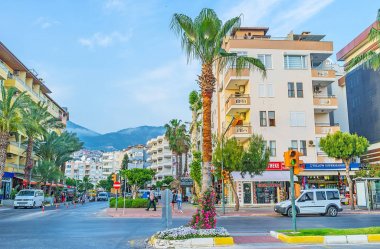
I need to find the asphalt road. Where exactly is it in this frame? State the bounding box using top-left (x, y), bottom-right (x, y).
top-left (1, 202), bottom-right (380, 249)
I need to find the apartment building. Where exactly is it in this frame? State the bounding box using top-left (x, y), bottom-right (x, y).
top-left (212, 27), bottom-right (353, 206)
top-left (101, 150), bottom-right (127, 178)
top-left (337, 17), bottom-right (380, 164)
top-left (146, 135), bottom-right (175, 184)
top-left (0, 41), bottom-right (68, 199)
top-left (125, 145), bottom-right (149, 169)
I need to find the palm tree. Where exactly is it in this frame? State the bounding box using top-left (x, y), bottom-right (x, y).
top-left (189, 90), bottom-right (202, 153)
top-left (171, 9), bottom-right (266, 193)
top-left (347, 10), bottom-right (380, 70)
top-left (32, 160), bottom-right (62, 194)
top-left (23, 102), bottom-right (63, 185)
top-left (78, 176), bottom-right (93, 193)
top-left (0, 85), bottom-right (30, 188)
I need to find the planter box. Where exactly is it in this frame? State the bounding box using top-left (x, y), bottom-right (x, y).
top-left (150, 236), bottom-right (234, 248)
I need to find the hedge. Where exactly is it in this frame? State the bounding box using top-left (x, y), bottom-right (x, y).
top-left (109, 198), bottom-right (149, 208)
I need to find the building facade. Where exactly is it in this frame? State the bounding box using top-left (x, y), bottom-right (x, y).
top-left (125, 145), bottom-right (149, 169)
top-left (0, 41), bottom-right (68, 200)
top-left (337, 18), bottom-right (380, 164)
top-left (212, 27), bottom-right (350, 206)
top-left (101, 150), bottom-right (127, 178)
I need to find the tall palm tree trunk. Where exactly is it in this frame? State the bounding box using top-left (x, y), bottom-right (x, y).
top-left (199, 63), bottom-right (215, 194)
top-left (179, 153), bottom-right (183, 177)
top-left (175, 154), bottom-right (179, 180)
top-left (191, 110), bottom-right (198, 152)
top-left (0, 132), bottom-right (10, 189)
top-left (24, 138), bottom-right (34, 186)
top-left (184, 151), bottom-right (188, 176)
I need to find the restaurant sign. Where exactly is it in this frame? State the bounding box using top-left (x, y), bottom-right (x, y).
top-left (180, 177), bottom-right (194, 186)
top-left (303, 163), bottom-right (360, 171)
top-left (266, 162), bottom-right (285, 171)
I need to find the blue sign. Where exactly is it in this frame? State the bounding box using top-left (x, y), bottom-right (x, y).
top-left (3, 172), bottom-right (15, 178)
top-left (303, 163), bottom-right (360, 171)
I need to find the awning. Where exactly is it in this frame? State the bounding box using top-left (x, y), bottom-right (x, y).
top-left (231, 171), bottom-right (296, 182)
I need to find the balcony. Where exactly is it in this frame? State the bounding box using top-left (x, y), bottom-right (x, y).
top-left (0, 61), bottom-right (8, 80)
top-left (4, 77), bottom-right (45, 104)
top-left (313, 96), bottom-right (338, 113)
top-left (226, 125), bottom-right (252, 142)
top-left (225, 94), bottom-right (250, 116)
top-left (223, 68), bottom-right (249, 90)
top-left (7, 142), bottom-right (25, 156)
top-left (311, 66), bottom-right (335, 85)
top-left (315, 123), bottom-right (340, 135)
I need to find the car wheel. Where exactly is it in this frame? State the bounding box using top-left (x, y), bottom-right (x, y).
top-left (14, 206), bottom-right (18, 209)
top-left (327, 206), bottom-right (338, 217)
top-left (287, 208), bottom-right (297, 217)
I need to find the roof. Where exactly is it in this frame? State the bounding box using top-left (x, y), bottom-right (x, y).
top-left (231, 27), bottom-right (269, 36)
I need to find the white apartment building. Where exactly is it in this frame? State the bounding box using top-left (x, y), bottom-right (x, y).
top-left (146, 135), bottom-right (175, 184)
top-left (65, 153), bottom-right (104, 185)
top-left (212, 28), bottom-right (352, 206)
top-left (101, 150), bottom-right (127, 177)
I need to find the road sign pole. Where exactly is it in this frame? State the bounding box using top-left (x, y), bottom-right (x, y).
top-left (123, 178), bottom-right (127, 215)
top-left (116, 189), bottom-right (118, 212)
top-left (290, 166), bottom-right (297, 232)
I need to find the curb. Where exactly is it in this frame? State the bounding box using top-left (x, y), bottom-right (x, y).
top-left (271, 231), bottom-right (380, 244)
top-left (149, 236), bottom-right (234, 248)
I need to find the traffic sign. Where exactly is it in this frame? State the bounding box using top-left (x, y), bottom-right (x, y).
top-left (113, 181), bottom-right (121, 189)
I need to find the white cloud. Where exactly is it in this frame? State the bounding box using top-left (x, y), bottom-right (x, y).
top-left (222, 0), bottom-right (282, 25)
top-left (34, 17), bottom-right (60, 29)
top-left (270, 0), bottom-right (334, 35)
top-left (78, 31), bottom-right (132, 48)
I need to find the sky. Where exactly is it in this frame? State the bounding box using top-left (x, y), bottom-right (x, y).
top-left (0, 0), bottom-right (378, 133)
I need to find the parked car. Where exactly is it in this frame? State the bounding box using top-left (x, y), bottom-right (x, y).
top-left (14, 189), bottom-right (44, 209)
top-left (97, 192), bottom-right (109, 201)
top-left (274, 189), bottom-right (343, 217)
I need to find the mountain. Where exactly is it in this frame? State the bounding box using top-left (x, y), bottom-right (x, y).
top-left (66, 121), bottom-right (165, 151)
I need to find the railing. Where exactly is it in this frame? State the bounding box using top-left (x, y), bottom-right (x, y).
top-left (313, 96), bottom-right (338, 106)
top-left (311, 68), bottom-right (335, 78)
top-left (227, 125), bottom-right (252, 137)
top-left (223, 68), bottom-right (250, 85)
top-left (315, 123), bottom-right (340, 134)
top-left (225, 94), bottom-right (250, 111)
top-left (0, 61), bottom-right (9, 73)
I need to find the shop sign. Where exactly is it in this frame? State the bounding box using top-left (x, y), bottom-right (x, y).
top-left (266, 162), bottom-right (285, 171)
top-left (3, 172), bottom-right (14, 178)
top-left (303, 163), bottom-right (360, 171)
top-left (256, 183), bottom-right (281, 188)
top-left (180, 177), bottom-right (194, 186)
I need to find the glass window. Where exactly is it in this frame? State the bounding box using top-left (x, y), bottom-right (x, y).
top-left (296, 82), bottom-right (303, 98)
top-left (316, 191), bottom-right (326, 201)
top-left (284, 55), bottom-right (307, 69)
top-left (291, 140), bottom-right (298, 150)
top-left (260, 111), bottom-right (267, 126)
top-left (300, 140), bottom-right (307, 156)
top-left (269, 141), bottom-right (276, 157)
top-left (259, 84), bottom-right (265, 97)
top-left (303, 192), bottom-right (314, 201)
top-left (267, 84), bottom-right (274, 97)
top-left (327, 191), bottom-right (340, 200)
top-left (288, 82), bottom-right (295, 98)
top-left (258, 54), bottom-right (272, 68)
top-left (268, 111), bottom-right (276, 126)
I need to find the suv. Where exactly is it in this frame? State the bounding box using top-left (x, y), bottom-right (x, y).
top-left (274, 189), bottom-right (343, 217)
top-left (97, 192), bottom-right (109, 201)
top-left (14, 189), bottom-right (44, 209)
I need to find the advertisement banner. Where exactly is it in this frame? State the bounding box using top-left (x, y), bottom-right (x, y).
top-left (266, 162), bottom-right (285, 171)
top-left (303, 163), bottom-right (360, 171)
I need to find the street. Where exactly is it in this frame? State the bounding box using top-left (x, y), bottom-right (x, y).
top-left (1, 202), bottom-right (380, 248)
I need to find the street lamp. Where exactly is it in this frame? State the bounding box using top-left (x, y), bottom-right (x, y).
top-left (221, 116), bottom-right (235, 215)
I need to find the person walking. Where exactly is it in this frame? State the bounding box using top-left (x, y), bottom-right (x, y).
top-left (171, 190), bottom-right (177, 211)
top-left (146, 190), bottom-right (156, 211)
top-left (177, 189), bottom-right (183, 213)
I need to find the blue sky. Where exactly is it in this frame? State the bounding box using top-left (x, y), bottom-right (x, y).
top-left (1, 0), bottom-right (378, 133)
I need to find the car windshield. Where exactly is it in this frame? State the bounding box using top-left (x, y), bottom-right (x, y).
top-left (99, 193), bottom-right (107, 196)
top-left (17, 191), bottom-right (35, 196)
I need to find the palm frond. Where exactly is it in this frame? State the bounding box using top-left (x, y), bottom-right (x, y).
top-left (346, 51), bottom-right (377, 71)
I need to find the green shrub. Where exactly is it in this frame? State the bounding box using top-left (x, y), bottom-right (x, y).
top-left (109, 198), bottom-right (149, 208)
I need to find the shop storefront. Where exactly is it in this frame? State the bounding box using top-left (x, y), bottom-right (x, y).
top-left (229, 162), bottom-right (295, 206)
top-left (0, 172), bottom-right (14, 200)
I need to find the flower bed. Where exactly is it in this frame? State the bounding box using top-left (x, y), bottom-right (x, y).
top-left (153, 226), bottom-right (230, 240)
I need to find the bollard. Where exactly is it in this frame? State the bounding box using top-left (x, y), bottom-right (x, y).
top-left (42, 205), bottom-right (45, 213)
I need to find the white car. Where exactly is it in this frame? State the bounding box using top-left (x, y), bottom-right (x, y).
top-left (14, 189), bottom-right (44, 209)
top-left (274, 189), bottom-right (343, 217)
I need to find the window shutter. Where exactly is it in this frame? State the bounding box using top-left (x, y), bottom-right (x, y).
top-left (267, 84), bottom-right (274, 97)
top-left (259, 84), bottom-right (265, 97)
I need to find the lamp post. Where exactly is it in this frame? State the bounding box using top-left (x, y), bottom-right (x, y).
top-left (221, 117), bottom-right (235, 215)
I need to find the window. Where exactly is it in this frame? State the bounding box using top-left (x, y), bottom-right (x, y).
top-left (327, 191), bottom-right (340, 200)
top-left (300, 140), bottom-right (307, 156)
top-left (288, 82), bottom-right (295, 97)
top-left (316, 191), bottom-right (326, 201)
top-left (259, 84), bottom-right (265, 97)
top-left (268, 111), bottom-right (276, 126)
top-left (269, 141), bottom-right (276, 157)
top-left (300, 192), bottom-right (314, 202)
top-left (267, 84), bottom-right (274, 97)
top-left (284, 55), bottom-right (307, 69)
top-left (296, 82), bottom-right (303, 98)
top-left (260, 111), bottom-right (267, 126)
top-left (290, 112), bottom-right (306, 127)
top-left (291, 140), bottom-right (298, 150)
top-left (258, 54), bottom-right (272, 68)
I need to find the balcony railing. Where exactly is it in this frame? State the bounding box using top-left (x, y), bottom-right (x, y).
top-left (311, 67), bottom-right (335, 78)
top-left (313, 96), bottom-right (338, 106)
top-left (223, 68), bottom-right (250, 88)
top-left (225, 94), bottom-right (250, 111)
top-left (315, 123), bottom-right (340, 134)
top-left (226, 125), bottom-right (252, 138)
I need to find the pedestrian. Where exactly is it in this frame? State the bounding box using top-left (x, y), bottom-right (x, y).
top-left (177, 189), bottom-right (183, 213)
top-left (145, 189), bottom-right (156, 211)
top-left (171, 190), bottom-right (177, 210)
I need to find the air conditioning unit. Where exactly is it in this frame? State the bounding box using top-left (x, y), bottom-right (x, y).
top-left (308, 140), bottom-right (315, 147)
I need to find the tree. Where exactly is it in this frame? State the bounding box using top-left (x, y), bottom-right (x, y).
top-left (78, 176), bottom-right (94, 192)
top-left (320, 131), bottom-right (369, 210)
top-left (189, 90), bottom-right (202, 153)
top-left (347, 10), bottom-right (380, 71)
top-left (65, 177), bottom-right (77, 187)
top-left (171, 9), bottom-right (266, 193)
top-left (122, 168), bottom-right (154, 199)
top-left (32, 160), bottom-right (62, 194)
top-left (0, 85), bottom-right (30, 188)
top-left (162, 176), bottom-right (174, 186)
top-left (121, 153), bottom-right (129, 170)
top-left (97, 179), bottom-right (112, 192)
top-left (190, 151), bottom-right (202, 197)
top-left (23, 101), bottom-right (63, 185)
